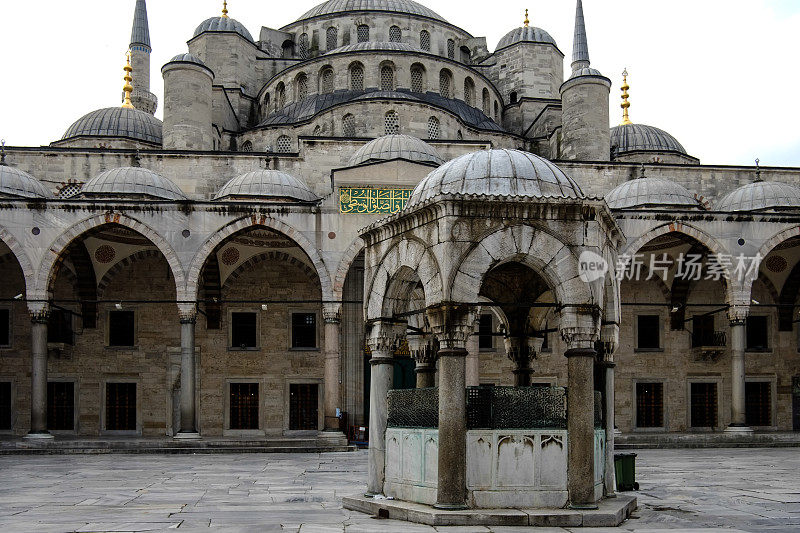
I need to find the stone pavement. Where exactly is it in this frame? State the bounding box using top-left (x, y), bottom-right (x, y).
top-left (0, 448), bottom-right (798, 532)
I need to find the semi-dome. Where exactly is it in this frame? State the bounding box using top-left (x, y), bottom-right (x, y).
top-left (611, 123), bottom-right (687, 155)
top-left (297, 0), bottom-right (445, 23)
top-left (193, 16), bottom-right (253, 42)
top-left (496, 26), bottom-right (557, 50)
top-left (81, 167), bottom-right (187, 200)
top-left (168, 53), bottom-right (208, 67)
top-left (0, 166), bottom-right (53, 199)
top-left (716, 181), bottom-right (800, 212)
top-left (406, 149), bottom-right (583, 209)
top-left (215, 170), bottom-right (317, 202)
top-left (605, 177), bottom-right (701, 209)
top-left (327, 41), bottom-right (421, 55)
top-left (349, 135), bottom-right (444, 166)
top-left (61, 107), bottom-right (163, 146)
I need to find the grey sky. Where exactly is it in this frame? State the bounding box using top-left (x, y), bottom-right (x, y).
top-left (1, 0), bottom-right (798, 166)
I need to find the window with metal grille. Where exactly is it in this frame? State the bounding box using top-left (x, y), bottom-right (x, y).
top-left (746, 315), bottom-right (769, 351)
top-left (321, 68), bottom-right (334, 94)
top-left (447, 39), bottom-right (455, 59)
top-left (277, 83), bottom-right (286, 108)
top-left (326, 26), bottom-right (338, 51)
top-left (48, 309), bottom-right (73, 345)
top-left (0, 309), bottom-right (9, 347)
top-left (58, 182), bottom-right (83, 199)
top-left (690, 382), bottom-right (717, 428)
top-left (411, 66), bottom-right (424, 93)
top-left (420, 30), bottom-right (430, 51)
top-left (230, 382), bottom-right (259, 430)
top-left (541, 321), bottom-right (551, 352)
top-left (296, 74), bottom-right (308, 100)
top-left (427, 116), bottom-right (440, 140)
top-left (389, 25), bottom-right (401, 42)
top-left (292, 313), bottom-right (317, 348)
top-left (380, 66), bottom-right (395, 91)
top-left (746, 381), bottom-right (772, 426)
top-left (290, 383), bottom-right (319, 430)
top-left (343, 114), bottom-right (356, 137)
top-left (106, 382), bottom-right (136, 431)
top-left (439, 70), bottom-right (451, 98)
top-left (478, 314), bottom-right (493, 350)
top-left (636, 315), bottom-right (660, 350)
top-left (350, 64), bottom-right (364, 91)
top-left (298, 33), bottom-right (309, 59)
top-left (357, 24), bottom-right (369, 43)
top-left (276, 135), bottom-right (292, 153)
top-left (464, 78), bottom-right (475, 106)
top-left (241, 141), bottom-right (253, 152)
top-left (384, 111), bottom-right (399, 135)
top-left (108, 310), bottom-right (135, 347)
top-left (482, 88), bottom-right (490, 115)
top-left (636, 382), bottom-right (664, 428)
top-left (0, 382), bottom-right (10, 431)
top-left (231, 312), bottom-right (257, 349)
top-left (47, 381), bottom-right (74, 431)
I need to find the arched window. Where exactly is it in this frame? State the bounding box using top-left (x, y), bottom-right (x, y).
top-left (457, 130), bottom-right (463, 140)
top-left (320, 68), bottom-right (334, 94)
top-left (464, 77), bottom-right (475, 107)
top-left (241, 140), bottom-right (253, 152)
top-left (460, 46), bottom-right (471, 64)
top-left (439, 70), bottom-right (452, 99)
top-left (420, 30), bottom-right (430, 51)
top-left (298, 33), bottom-right (309, 59)
top-left (380, 65), bottom-right (395, 91)
top-left (482, 88), bottom-right (490, 115)
top-left (276, 135), bottom-right (292, 152)
top-left (350, 63), bottom-right (364, 91)
top-left (276, 83), bottom-right (286, 109)
top-left (509, 91), bottom-right (518, 104)
top-left (384, 111), bottom-right (399, 135)
top-left (357, 25), bottom-right (370, 43)
top-left (326, 27), bottom-right (338, 51)
top-left (494, 101), bottom-right (499, 120)
top-left (389, 25), bottom-right (402, 42)
top-left (410, 64), bottom-right (425, 93)
top-left (427, 116), bottom-right (440, 140)
top-left (282, 40), bottom-right (294, 59)
top-left (447, 39), bottom-right (455, 59)
top-left (262, 93), bottom-right (271, 117)
top-left (343, 114), bottom-right (356, 137)
top-left (296, 73), bottom-right (308, 100)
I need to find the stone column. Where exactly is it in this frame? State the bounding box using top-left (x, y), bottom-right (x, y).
top-left (600, 324), bottom-right (618, 497)
top-left (323, 304), bottom-right (343, 433)
top-left (465, 330), bottom-right (480, 387)
top-left (365, 320), bottom-right (404, 496)
top-left (26, 306), bottom-right (53, 440)
top-left (175, 305), bottom-right (200, 439)
top-left (726, 309), bottom-right (752, 433)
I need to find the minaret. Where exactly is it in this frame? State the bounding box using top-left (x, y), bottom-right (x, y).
top-left (559, 0), bottom-right (611, 161)
top-left (129, 0), bottom-right (158, 115)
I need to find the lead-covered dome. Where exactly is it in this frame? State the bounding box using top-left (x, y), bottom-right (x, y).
top-left (716, 181), bottom-right (800, 212)
top-left (215, 170), bottom-right (317, 202)
top-left (496, 26), bottom-right (557, 50)
top-left (349, 135), bottom-right (444, 166)
top-left (407, 149), bottom-right (583, 209)
top-left (193, 16), bottom-right (253, 41)
top-left (81, 167), bottom-right (187, 200)
top-left (605, 177), bottom-right (701, 209)
top-left (168, 53), bottom-right (208, 67)
top-left (611, 124), bottom-right (687, 155)
top-left (0, 166), bottom-right (53, 199)
top-left (61, 107), bottom-right (163, 146)
top-left (297, 0), bottom-right (445, 22)
top-left (327, 41), bottom-right (421, 55)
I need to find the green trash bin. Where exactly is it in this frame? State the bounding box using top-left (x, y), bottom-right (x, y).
top-left (614, 452), bottom-right (639, 491)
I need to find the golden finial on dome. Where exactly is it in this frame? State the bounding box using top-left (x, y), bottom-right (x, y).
top-left (524, 9), bottom-right (530, 27)
top-left (222, 0), bottom-right (229, 18)
top-left (122, 51), bottom-right (135, 109)
top-left (620, 68), bottom-right (632, 126)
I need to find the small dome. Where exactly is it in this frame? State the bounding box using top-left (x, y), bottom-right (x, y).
top-left (327, 41), bottom-right (421, 54)
top-left (297, 0), bottom-right (445, 23)
top-left (61, 107), bottom-right (162, 146)
top-left (496, 26), bottom-right (557, 50)
top-left (168, 53), bottom-right (208, 66)
top-left (81, 167), bottom-right (187, 200)
top-left (568, 66), bottom-right (605, 80)
top-left (193, 17), bottom-right (253, 41)
top-left (716, 181), bottom-right (800, 212)
top-left (349, 135), bottom-right (444, 166)
top-left (215, 170), bottom-right (317, 202)
top-left (611, 123), bottom-right (687, 155)
top-left (605, 177), bottom-right (701, 209)
top-left (0, 166), bottom-right (53, 199)
top-left (406, 149), bottom-right (583, 209)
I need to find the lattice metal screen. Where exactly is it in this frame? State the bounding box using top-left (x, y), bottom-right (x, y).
top-left (420, 30), bottom-right (430, 51)
top-left (389, 25), bottom-right (402, 42)
top-left (350, 65), bottom-right (364, 91)
top-left (326, 27), bottom-right (338, 51)
top-left (342, 114), bottom-right (356, 137)
top-left (380, 66), bottom-right (395, 91)
top-left (427, 117), bottom-right (440, 140)
top-left (357, 25), bottom-right (370, 43)
top-left (388, 388), bottom-right (438, 428)
top-left (276, 135), bottom-right (292, 153)
top-left (439, 72), bottom-right (451, 98)
top-left (384, 111), bottom-right (399, 135)
top-left (321, 69), bottom-right (334, 94)
top-left (447, 39), bottom-right (455, 59)
top-left (298, 33), bottom-right (309, 59)
top-left (411, 67), bottom-right (424, 93)
top-left (296, 75), bottom-right (308, 100)
top-left (464, 80), bottom-right (474, 107)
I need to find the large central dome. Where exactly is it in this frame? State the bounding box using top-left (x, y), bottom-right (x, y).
top-left (297, 0), bottom-right (446, 22)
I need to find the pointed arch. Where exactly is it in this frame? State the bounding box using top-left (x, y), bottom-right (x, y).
top-left (333, 237), bottom-right (365, 302)
top-left (0, 224), bottom-right (35, 295)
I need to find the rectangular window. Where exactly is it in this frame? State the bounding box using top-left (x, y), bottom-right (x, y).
top-left (289, 383), bottom-right (319, 430)
top-left (541, 322), bottom-right (551, 352)
top-left (636, 382), bottom-right (664, 428)
top-left (48, 310), bottom-right (73, 345)
top-left (231, 312), bottom-right (258, 349)
top-left (47, 381), bottom-right (74, 431)
top-left (746, 381), bottom-right (772, 426)
top-left (292, 313), bottom-right (317, 349)
top-left (478, 314), bottom-right (493, 350)
top-left (108, 311), bottom-right (135, 347)
top-left (230, 382), bottom-right (259, 430)
top-left (691, 315), bottom-right (715, 348)
top-left (0, 308), bottom-right (10, 347)
top-left (105, 383), bottom-right (136, 431)
top-left (690, 382), bottom-right (718, 428)
top-left (636, 315), bottom-right (661, 350)
top-left (0, 382), bottom-right (11, 431)
top-left (746, 316), bottom-right (769, 351)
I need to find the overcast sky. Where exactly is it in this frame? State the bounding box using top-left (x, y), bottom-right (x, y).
top-left (1, 0), bottom-right (799, 167)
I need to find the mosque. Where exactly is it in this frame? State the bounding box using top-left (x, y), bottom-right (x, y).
top-left (1, 0), bottom-right (800, 514)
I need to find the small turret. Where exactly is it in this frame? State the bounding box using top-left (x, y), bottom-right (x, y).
top-left (128, 0), bottom-right (158, 115)
top-left (162, 54), bottom-right (215, 151)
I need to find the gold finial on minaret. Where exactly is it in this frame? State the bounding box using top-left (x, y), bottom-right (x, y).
top-left (222, 1), bottom-right (229, 18)
top-left (620, 68), bottom-right (632, 126)
top-left (524, 9), bottom-right (530, 27)
top-left (122, 51), bottom-right (135, 109)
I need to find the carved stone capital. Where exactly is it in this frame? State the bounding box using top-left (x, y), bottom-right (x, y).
top-left (504, 336), bottom-right (544, 368)
top-left (28, 302), bottom-right (50, 324)
top-left (408, 335), bottom-right (438, 366)
top-left (178, 303), bottom-right (198, 323)
top-left (365, 319), bottom-right (406, 357)
top-left (559, 306), bottom-right (601, 351)
top-left (427, 305), bottom-right (477, 350)
top-left (322, 303), bottom-right (342, 324)
top-left (600, 323), bottom-right (620, 361)
top-left (727, 305), bottom-right (750, 325)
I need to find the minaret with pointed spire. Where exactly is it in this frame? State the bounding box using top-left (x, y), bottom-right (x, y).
top-left (559, 0), bottom-right (611, 161)
top-left (128, 0), bottom-right (158, 115)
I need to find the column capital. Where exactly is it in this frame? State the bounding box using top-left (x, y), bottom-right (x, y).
top-left (408, 334), bottom-right (437, 365)
top-left (178, 303), bottom-right (197, 323)
top-left (323, 303), bottom-right (342, 324)
top-left (728, 304), bottom-right (750, 325)
top-left (365, 319), bottom-right (406, 357)
top-left (600, 322), bottom-right (619, 361)
top-left (28, 302), bottom-right (50, 324)
top-left (427, 304), bottom-right (477, 350)
top-left (559, 305), bottom-right (601, 351)
top-left (504, 336), bottom-right (544, 367)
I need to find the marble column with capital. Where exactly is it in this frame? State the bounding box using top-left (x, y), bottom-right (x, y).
top-left (409, 335), bottom-right (436, 388)
top-left (175, 304), bottom-right (201, 439)
top-left (26, 304), bottom-right (53, 440)
top-left (322, 304), bottom-right (343, 433)
top-left (600, 324), bottom-right (619, 498)
top-left (726, 307), bottom-right (752, 433)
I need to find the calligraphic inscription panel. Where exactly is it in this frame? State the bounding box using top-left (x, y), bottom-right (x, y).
top-left (339, 187), bottom-right (413, 214)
